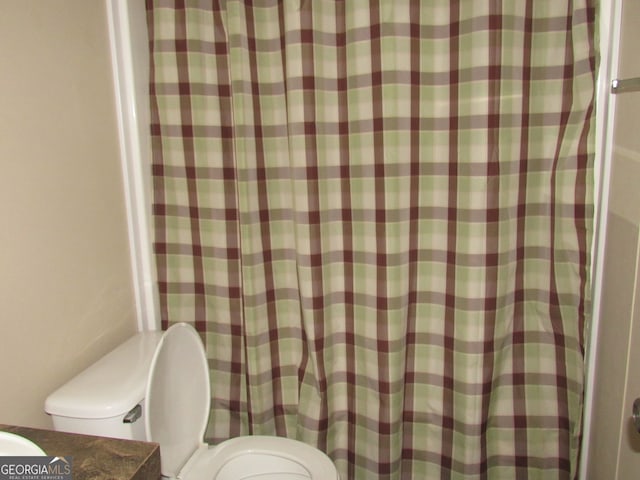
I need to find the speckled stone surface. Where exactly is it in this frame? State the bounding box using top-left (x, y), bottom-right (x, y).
top-left (0, 425), bottom-right (160, 480)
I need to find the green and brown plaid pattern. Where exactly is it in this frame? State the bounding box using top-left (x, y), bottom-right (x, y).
top-left (148, 1), bottom-right (595, 478)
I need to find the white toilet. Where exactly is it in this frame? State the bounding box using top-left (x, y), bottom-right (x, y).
top-left (45, 323), bottom-right (339, 480)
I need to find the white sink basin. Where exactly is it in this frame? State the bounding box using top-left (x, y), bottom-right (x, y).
top-left (0, 432), bottom-right (46, 455)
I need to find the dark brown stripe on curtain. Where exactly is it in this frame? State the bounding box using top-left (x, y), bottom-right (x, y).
top-left (175, 0), bottom-right (207, 333)
top-left (441, 1), bottom-right (460, 474)
top-left (243, 3), bottom-right (284, 435)
top-left (211, 0), bottom-right (245, 438)
top-left (513, 1), bottom-right (534, 475)
top-left (334, 1), bottom-right (357, 477)
top-left (481, 3), bottom-right (502, 478)
top-left (299, 0), bottom-right (331, 445)
top-left (401, 1), bottom-right (422, 476)
top-left (369, 0), bottom-right (392, 475)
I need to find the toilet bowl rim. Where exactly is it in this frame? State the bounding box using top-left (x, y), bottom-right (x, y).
top-left (178, 435), bottom-right (338, 480)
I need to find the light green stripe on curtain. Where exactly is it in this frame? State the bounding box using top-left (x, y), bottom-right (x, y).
top-left (148, 1), bottom-right (596, 478)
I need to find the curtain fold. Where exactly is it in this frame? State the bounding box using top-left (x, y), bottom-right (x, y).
top-left (148, 1), bottom-right (596, 478)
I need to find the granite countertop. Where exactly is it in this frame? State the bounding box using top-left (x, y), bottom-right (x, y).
top-left (0, 424), bottom-right (160, 480)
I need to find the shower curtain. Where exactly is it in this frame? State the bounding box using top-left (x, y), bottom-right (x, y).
top-left (147, 1), bottom-right (596, 478)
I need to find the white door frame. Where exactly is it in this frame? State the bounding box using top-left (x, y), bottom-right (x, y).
top-left (106, 0), bottom-right (159, 331)
top-left (580, 0), bottom-right (623, 476)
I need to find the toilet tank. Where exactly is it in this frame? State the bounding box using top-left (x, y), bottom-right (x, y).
top-left (45, 331), bottom-right (163, 441)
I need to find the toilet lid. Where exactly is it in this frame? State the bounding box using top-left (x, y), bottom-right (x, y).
top-left (144, 323), bottom-right (211, 478)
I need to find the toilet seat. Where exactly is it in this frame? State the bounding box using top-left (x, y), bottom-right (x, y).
top-left (181, 436), bottom-right (336, 480)
top-left (145, 323), bottom-right (338, 480)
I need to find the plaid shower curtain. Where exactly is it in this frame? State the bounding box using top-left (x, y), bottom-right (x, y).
top-left (147, 1), bottom-right (596, 478)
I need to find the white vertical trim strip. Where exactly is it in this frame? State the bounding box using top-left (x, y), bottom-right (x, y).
top-left (106, 0), bottom-right (160, 332)
top-left (579, 0), bottom-right (622, 477)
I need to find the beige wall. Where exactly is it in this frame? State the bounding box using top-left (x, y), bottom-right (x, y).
top-left (586, 0), bottom-right (640, 476)
top-left (0, 1), bottom-right (137, 428)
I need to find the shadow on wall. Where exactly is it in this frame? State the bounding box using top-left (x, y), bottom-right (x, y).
top-left (625, 416), bottom-right (640, 453)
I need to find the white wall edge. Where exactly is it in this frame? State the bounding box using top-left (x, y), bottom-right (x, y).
top-left (579, 0), bottom-right (622, 477)
top-left (106, 0), bottom-right (160, 332)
